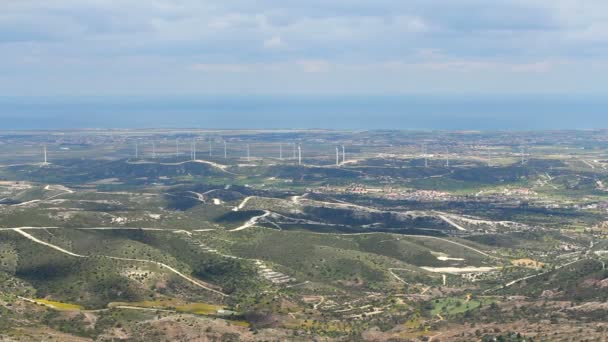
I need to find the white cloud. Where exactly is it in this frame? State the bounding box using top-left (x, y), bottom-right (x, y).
top-left (263, 35), bottom-right (284, 48)
top-left (1, 0), bottom-right (608, 95)
top-left (296, 60), bottom-right (330, 73)
top-left (191, 60), bottom-right (333, 73)
top-left (509, 61), bottom-right (556, 73)
top-left (394, 15), bottom-right (431, 33)
top-left (192, 63), bottom-right (253, 73)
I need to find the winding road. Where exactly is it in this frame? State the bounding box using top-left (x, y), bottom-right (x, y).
top-left (10, 228), bottom-right (228, 297)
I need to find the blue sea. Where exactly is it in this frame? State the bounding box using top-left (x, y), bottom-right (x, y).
top-left (0, 95), bottom-right (607, 130)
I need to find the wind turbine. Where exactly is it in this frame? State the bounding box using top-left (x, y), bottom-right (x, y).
top-left (336, 146), bottom-right (339, 166)
top-left (42, 145), bottom-right (48, 165)
top-left (298, 144), bottom-right (302, 165)
top-left (423, 144), bottom-right (428, 168)
top-left (192, 139), bottom-right (197, 161)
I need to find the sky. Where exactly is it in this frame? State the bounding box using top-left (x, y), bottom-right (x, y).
top-left (2, 0), bottom-right (608, 97)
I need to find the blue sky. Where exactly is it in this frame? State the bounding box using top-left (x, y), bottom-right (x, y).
top-left (2, 0), bottom-right (608, 96)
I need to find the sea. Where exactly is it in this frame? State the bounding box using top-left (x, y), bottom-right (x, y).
top-left (0, 94), bottom-right (606, 131)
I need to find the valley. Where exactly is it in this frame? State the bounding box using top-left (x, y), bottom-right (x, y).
top-left (0, 129), bottom-right (606, 341)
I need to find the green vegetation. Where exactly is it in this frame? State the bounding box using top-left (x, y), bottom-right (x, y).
top-left (430, 295), bottom-right (496, 316)
top-left (0, 129), bottom-right (607, 341)
top-left (34, 299), bottom-right (84, 311)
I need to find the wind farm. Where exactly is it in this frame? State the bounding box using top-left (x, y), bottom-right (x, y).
top-left (0, 128), bottom-right (607, 340)
top-left (2, 0), bottom-right (608, 340)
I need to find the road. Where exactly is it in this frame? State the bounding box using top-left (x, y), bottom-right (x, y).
top-left (104, 255), bottom-right (227, 297)
top-left (14, 186), bottom-right (74, 207)
top-left (127, 159), bottom-right (236, 174)
top-left (13, 228), bottom-right (86, 258)
top-left (437, 214), bottom-right (467, 231)
top-left (290, 193), bottom-right (308, 204)
top-left (225, 195), bottom-right (500, 260)
top-left (10, 228), bottom-right (228, 297)
top-left (402, 234), bottom-right (498, 259)
top-left (230, 210), bottom-right (271, 231)
top-left (232, 196), bottom-right (254, 211)
top-left (483, 257), bottom-right (588, 294)
top-left (503, 258), bottom-right (584, 288)
top-left (388, 268), bottom-right (411, 285)
top-left (284, 229), bottom-right (498, 260)
top-left (18, 296), bottom-right (188, 314)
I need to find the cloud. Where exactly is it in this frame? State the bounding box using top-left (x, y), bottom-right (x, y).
top-left (189, 58), bottom-right (559, 76)
top-left (191, 60), bottom-right (332, 73)
top-left (509, 61), bottom-right (556, 73)
top-left (192, 63), bottom-right (254, 73)
top-left (296, 60), bottom-right (330, 73)
top-left (263, 35), bottom-right (284, 48)
top-left (1, 0), bottom-right (608, 95)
